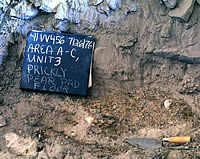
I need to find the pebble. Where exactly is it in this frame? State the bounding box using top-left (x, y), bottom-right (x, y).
top-left (4, 132), bottom-right (37, 156)
top-left (85, 116), bottom-right (94, 125)
top-left (164, 99), bottom-right (172, 109)
top-left (9, 0), bottom-right (39, 20)
top-left (162, 0), bottom-right (177, 9)
top-left (70, 130), bottom-right (77, 137)
top-left (0, 116), bottom-right (6, 127)
top-left (168, 0), bottom-right (195, 22)
top-left (167, 150), bottom-right (182, 159)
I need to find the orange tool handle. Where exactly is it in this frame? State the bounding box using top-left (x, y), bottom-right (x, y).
top-left (168, 136), bottom-right (191, 143)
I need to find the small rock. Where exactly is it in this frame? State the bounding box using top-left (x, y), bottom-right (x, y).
top-left (97, 2), bottom-right (110, 15)
top-left (106, 0), bottom-right (119, 10)
top-left (169, 0), bottom-right (195, 22)
top-left (85, 116), bottom-right (94, 125)
top-left (167, 150), bottom-right (183, 159)
top-left (9, 0), bottom-right (39, 20)
top-left (162, 0), bottom-right (177, 9)
top-left (29, 117), bottom-right (40, 127)
top-left (5, 132), bottom-right (37, 156)
top-left (197, 0), bottom-right (200, 5)
top-left (0, 116), bottom-right (6, 127)
top-left (164, 99), bottom-right (172, 109)
top-left (125, 3), bottom-right (137, 15)
top-left (54, 2), bottom-right (68, 20)
top-left (39, 0), bottom-right (61, 12)
top-left (55, 20), bottom-right (69, 32)
top-left (70, 130), bottom-right (77, 137)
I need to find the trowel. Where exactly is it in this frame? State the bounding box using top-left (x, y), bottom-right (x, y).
top-left (125, 136), bottom-right (191, 150)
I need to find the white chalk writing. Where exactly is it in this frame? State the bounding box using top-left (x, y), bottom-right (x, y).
top-left (24, 31), bottom-right (94, 94)
top-left (27, 64), bottom-right (67, 78)
top-left (68, 37), bottom-right (93, 49)
top-left (30, 32), bottom-right (65, 44)
top-left (70, 48), bottom-right (79, 62)
top-left (27, 54), bottom-right (61, 67)
top-left (27, 44), bottom-right (53, 55)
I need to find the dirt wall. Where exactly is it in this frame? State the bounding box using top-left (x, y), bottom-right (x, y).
top-left (0, 0), bottom-right (200, 158)
top-left (1, 0), bottom-right (199, 114)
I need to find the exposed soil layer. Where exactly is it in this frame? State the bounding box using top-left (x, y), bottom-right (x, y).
top-left (0, 46), bottom-right (199, 158)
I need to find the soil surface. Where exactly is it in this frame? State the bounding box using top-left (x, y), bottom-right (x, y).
top-left (0, 46), bottom-right (199, 159)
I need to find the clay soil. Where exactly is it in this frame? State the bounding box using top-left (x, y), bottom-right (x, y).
top-left (0, 49), bottom-right (200, 158)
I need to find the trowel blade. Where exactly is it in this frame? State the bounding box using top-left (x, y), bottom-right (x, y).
top-left (125, 138), bottom-right (162, 150)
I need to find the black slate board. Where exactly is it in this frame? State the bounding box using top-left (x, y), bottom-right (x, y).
top-left (20, 30), bottom-right (95, 96)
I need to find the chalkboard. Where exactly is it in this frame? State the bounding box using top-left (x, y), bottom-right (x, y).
top-left (20, 30), bottom-right (95, 96)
